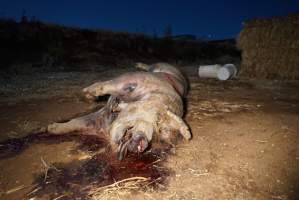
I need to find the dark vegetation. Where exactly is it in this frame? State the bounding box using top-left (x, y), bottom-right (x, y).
top-left (0, 17), bottom-right (240, 74)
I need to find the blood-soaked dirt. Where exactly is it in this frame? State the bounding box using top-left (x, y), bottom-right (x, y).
top-left (0, 131), bottom-right (170, 200)
top-left (0, 67), bottom-right (299, 199)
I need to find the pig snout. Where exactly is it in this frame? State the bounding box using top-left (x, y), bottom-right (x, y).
top-left (116, 131), bottom-right (149, 161)
top-left (128, 132), bottom-right (149, 153)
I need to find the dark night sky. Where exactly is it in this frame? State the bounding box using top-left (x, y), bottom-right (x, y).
top-left (1, 0), bottom-right (299, 39)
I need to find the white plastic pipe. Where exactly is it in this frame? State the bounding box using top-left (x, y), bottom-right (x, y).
top-left (217, 64), bottom-right (237, 80)
top-left (198, 64), bottom-right (221, 78)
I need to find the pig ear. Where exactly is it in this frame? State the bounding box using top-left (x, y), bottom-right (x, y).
top-left (122, 83), bottom-right (137, 93)
top-left (166, 111), bottom-right (192, 140)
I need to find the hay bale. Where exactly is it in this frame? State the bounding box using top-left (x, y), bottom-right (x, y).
top-left (237, 14), bottom-right (299, 80)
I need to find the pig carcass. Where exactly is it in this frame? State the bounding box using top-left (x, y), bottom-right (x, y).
top-left (47, 63), bottom-right (191, 160)
top-left (83, 63), bottom-right (191, 159)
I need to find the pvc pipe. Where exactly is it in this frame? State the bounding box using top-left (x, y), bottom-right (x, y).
top-left (198, 64), bottom-right (221, 78)
top-left (217, 64), bottom-right (237, 80)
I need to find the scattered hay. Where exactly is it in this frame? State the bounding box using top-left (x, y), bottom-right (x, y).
top-left (40, 156), bottom-right (60, 182)
top-left (237, 14), bottom-right (299, 80)
top-left (187, 99), bottom-right (256, 119)
top-left (5, 184), bottom-right (38, 195)
top-left (88, 177), bottom-right (152, 200)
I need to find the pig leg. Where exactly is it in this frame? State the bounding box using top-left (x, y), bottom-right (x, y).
top-left (83, 80), bottom-right (117, 100)
top-left (135, 62), bottom-right (153, 71)
top-left (47, 96), bottom-right (118, 135)
top-left (47, 107), bottom-right (106, 135)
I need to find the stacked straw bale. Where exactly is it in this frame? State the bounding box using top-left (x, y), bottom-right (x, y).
top-left (237, 14), bottom-right (299, 80)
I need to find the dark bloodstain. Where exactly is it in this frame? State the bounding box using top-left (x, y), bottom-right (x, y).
top-left (29, 151), bottom-right (170, 200)
top-left (0, 132), bottom-right (108, 159)
top-left (0, 133), bottom-right (171, 200)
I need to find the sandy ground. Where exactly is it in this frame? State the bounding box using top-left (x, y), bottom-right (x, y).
top-left (0, 66), bottom-right (298, 200)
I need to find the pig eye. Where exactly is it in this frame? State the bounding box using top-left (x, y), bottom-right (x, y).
top-left (123, 83), bottom-right (137, 93)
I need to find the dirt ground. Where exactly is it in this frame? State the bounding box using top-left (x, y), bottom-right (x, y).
top-left (0, 66), bottom-right (298, 200)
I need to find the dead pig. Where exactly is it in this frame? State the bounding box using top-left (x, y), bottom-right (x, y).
top-left (83, 63), bottom-right (191, 159)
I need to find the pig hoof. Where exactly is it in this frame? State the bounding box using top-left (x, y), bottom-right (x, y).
top-left (47, 123), bottom-right (60, 133)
